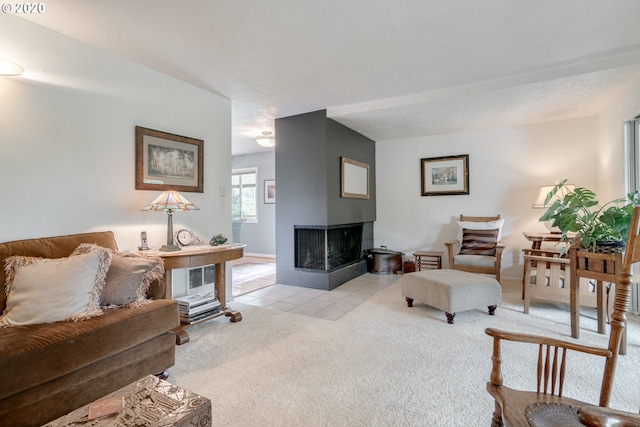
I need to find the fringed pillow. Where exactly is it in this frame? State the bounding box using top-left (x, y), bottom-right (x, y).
top-left (73, 244), bottom-right (164, 308)
top-left (459, 228), bottom-right (499, 256)
top-left (0, 245), bottom-right (111, 327)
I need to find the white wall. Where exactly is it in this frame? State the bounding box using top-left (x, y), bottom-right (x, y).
top-left (596, 74), bottom-right (640, 201)
top-left (0, 16), bottom-right (232, 250)
top-left (375, 118), bottom-right (601, 280)
top-left (375, 71), bottom-right (640, 281)
top-left (0, 16), bottom-right (233, 292)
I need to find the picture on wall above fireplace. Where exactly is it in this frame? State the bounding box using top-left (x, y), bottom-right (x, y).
top-left (135, 126), bottom-right (204, 193)
top-left (420, 154), bottom-right (469, 196)
top-left (341, 157), bottom-right (369, 199)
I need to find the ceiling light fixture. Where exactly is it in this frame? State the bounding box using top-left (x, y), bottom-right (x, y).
top-left (256, 131), bottom-right (275, 148)
top-left (0, 59), bottom-right (24, 76)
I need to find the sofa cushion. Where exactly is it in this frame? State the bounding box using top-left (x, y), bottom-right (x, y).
top-left (0, 246), bottom-right (112, 326)
top-left (0, 299), bottom-right (179, 401)
top-left (73, 244), bottom-right (164, 308)
top-left (459, 228), bottom-right (499, 256)
top-left (456, 219), bottom-right (504, 243)
top-left (0, 231), bottom-right (118, 312)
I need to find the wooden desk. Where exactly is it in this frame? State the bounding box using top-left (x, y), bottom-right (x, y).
top-left (569, 248), bottom-right (626, 354)
top-left (143, 243), bottom-right (246, 344)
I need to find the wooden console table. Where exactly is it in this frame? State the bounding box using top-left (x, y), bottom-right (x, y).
top-left (143, 243), bottom-right (246, 345)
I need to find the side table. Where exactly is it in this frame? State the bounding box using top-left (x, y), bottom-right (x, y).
top-left (569, 247), bottom-right (626, 354)
top-left (142, 243), bottom-right (246, 344)
top-left (413, 250), bottom-right (443, 270)
top-left (523, 232), bottom-right (575, 249)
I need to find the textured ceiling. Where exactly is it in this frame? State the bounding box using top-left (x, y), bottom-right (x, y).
top-left (16, 0), bottom-right (640, 155)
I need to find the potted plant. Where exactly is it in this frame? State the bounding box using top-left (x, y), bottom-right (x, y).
top-left (539, 179), bottom-right (640, 253)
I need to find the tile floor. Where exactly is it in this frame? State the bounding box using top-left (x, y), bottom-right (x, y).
top-left (232, 256), bottom-right (277, 297)
top-left (233, 272), bottom-right (399, 320)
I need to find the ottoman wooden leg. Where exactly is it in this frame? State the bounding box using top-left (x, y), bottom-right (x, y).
top-left (445, 312), bottom-right (455, 324)
top-left (488, 305), bottom-right (497, 316)
top-left (405, 297), bottom-right (414, 307)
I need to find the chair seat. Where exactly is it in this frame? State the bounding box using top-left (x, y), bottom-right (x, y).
top-left (526, 402), bottom-right (581, 427)
top-left (487, 384), bottom-right (590, 426)
top-left (453, 254), bottom-right (496, 267)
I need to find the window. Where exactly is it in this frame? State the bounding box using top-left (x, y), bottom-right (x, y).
top-left (232, 168), bottom-right (257, 222)
top-left (625, 116), bottom-right (640, 194)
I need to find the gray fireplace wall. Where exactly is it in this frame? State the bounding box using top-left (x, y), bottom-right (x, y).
top-left (275, 109), bottom-right (376, 290)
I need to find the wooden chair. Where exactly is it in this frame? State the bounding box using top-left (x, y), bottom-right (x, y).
top-left (445, 215), bottom-right (504, 283)
top-left (522, 248), bottom-right (598, 315)
top-left (485, 206), bottom-right (640, 427)
top-left (578, 405), bottom-right (640, 426)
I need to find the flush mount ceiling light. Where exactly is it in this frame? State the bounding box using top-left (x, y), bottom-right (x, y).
top-left (256, 131), bottom-right (275, 148)
top-left (0, 59), bottom-right (24, 76)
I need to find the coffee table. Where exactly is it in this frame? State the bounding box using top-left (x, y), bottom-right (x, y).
top-left (43, 375), bottom-right (211, 427)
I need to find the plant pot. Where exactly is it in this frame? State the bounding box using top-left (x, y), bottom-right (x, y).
top-left (594, 240), bottom-right (626, 254)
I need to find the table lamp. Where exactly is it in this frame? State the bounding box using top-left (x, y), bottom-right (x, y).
top-left (532, 183), bottom-right (575, 232)
top-left (142, 190), bottom-right (199, 251)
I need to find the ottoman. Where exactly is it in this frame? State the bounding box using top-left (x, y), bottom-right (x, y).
top-left (43, 375), bottom-right (211, 427)
top-left (400, 269), bottom-right (502, 324)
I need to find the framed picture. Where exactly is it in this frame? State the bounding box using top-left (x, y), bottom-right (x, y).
top-left (264, 179), bottom-right (276, 204)
top-left (421, 154), bottom-right (469, 196)
top-left (341, 157), bottom-right (369, 199)
top-left (135, 126), bottom-right (204, 193)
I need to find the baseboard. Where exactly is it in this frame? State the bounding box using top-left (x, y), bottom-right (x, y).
top-left (243, 252), bottom-right (276, 258)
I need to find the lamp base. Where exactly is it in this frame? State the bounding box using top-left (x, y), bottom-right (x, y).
top-left (159, 244), bottom-right (181, 252)
top-left (542, 220), bottom-right (562, 234)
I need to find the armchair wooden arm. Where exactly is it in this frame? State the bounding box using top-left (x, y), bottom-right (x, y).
top-left (578, 405), bottom-right (640, 427)
top-left (444, 239), bottom-right (459, 266)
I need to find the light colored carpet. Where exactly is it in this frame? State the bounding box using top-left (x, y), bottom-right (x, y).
top-left (171, 276), bottom-right (639, 426)
top-left (232, 262), bottom-right (276, 285)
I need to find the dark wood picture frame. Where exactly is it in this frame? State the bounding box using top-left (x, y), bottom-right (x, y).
top-left (420, 154), bottom-right (469, 196)
top-left (135, 126), bottom-right (204, 193)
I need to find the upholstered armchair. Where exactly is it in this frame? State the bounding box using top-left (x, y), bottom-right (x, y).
top-left (444, 215), bottom-right (505, 283)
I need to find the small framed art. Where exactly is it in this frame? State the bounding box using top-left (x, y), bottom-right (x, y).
top-left (420, 154), bottom-right (469, 196)
top-left (264, 179), bottom-right (276, 204)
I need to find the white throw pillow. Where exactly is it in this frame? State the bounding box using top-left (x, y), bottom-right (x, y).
top-left (456, 219), bottom-right (505, 244)
top-left (0, 248), bottom-right (111, 326)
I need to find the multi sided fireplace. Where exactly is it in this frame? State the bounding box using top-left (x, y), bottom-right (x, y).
top-left (295, 223), bottom-right (364, 272)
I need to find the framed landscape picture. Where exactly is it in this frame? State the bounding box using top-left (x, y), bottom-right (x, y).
top-left (420, 154), bottom-right (469, 196)
top-left (135, 126), bottom-right (204, 193)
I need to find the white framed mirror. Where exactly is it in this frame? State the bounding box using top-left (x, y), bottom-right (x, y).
top-left (341, 157), bottom-right (369, 199)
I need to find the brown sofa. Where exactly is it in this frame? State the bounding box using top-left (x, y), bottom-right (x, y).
top-left (0, 231), bottom-right (180, 426)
